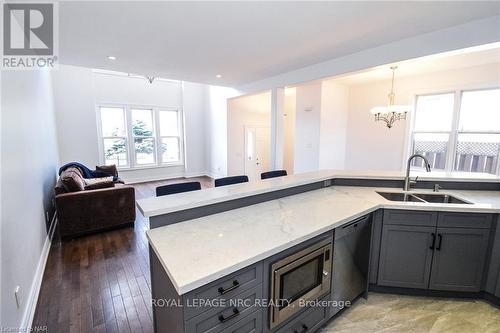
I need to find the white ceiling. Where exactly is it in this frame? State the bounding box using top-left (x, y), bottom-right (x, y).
top-left (330, 44), bottom-right (500, 85)
top-left (59, 1), bottom-right (500, 87)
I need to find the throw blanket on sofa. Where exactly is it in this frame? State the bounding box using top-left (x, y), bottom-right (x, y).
top-left (58, 162), bottom-right (118, 181)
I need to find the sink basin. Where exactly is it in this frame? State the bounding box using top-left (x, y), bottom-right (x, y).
top-left (376, 192), bottom-right (425, 203)
top-left (376, 191), bottom-right (470, 204)
top-left (412, 193), bottom-right (470, 204)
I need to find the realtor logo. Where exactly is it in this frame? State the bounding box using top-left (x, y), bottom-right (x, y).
top-left (2, 2), bottom-right (58, 69)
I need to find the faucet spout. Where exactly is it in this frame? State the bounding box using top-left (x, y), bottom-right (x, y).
top-left (404, 154), bottom-right (432, 191)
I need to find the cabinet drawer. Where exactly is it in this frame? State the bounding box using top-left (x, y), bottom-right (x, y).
top-left (185, 263), bottom-right (263, 319)
top-left (275, 300), bottom-right (328, 333)
top-left (437, 212), bottom-right (492, 229)
top-left (185, 285), bottom-right (263, 333)
top-left (221, 309), bottom-right (263, 333)
top-left (383, 210), bottom-right (437, 227)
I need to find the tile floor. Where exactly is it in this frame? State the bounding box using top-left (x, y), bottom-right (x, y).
top-left (323, 292), bottom-right (500, 333)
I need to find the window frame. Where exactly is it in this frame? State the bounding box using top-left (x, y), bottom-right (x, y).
top-left (157, 109), bottom-right (184, 165)
top-left (409, 87), bottom-right (500, 176)
top-left (97, 104), bottom-right (184, 170)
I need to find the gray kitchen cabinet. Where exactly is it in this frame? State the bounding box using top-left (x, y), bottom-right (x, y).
top-left (496, 269), bottom-right (500, 298)
top-left (429, 227), bottom-right (490, 292)
top-left (377, 224), bottom-right (435, 289)
top-left (376, 210), bottom-right (494, 293)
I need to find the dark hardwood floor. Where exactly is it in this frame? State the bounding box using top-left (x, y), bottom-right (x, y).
top-left (32, 176), bottom-right (213, 333)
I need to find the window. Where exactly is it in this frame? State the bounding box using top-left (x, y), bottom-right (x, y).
top-left (100, 107), bottom-right (128, 167)
top-left (132, 109), bottom-right (155, 165)
top-left (411, 89), bottom-right (500, 175)
top-left (159, 110), bottom-right (181, 163)
top-left (98, 106), bottom-right (183, 168)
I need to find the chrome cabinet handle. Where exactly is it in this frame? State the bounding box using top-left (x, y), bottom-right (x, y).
top-left (218, 308), bottom-right (240, 323)
top-left (218, 280), bottom-right (239, 295)
top-left (436, 234), bottom-right (443, 251)
top-left (430, 233), bottom-right (436, 250)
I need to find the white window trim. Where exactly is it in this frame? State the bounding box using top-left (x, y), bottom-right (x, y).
top-left (407, 86), bottom-right (500, 176)
top-left (96, 103), bottom-right (184, 170)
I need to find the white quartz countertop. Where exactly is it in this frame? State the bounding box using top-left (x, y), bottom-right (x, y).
top-left (146, 185), bottom-right (500, 295)
top-left (136, 170), bottom-right (500, 218)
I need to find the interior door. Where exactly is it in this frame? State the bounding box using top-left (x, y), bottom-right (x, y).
top-left (244, 126), bottom-right (270, 180)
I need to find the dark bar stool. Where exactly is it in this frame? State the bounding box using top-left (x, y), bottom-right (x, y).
top-left (214, 175), bottom-right (249, 187)
top-left (261, 170), bottom-right (287, 180)
top-left (156, 181), bottom-right (201, 197)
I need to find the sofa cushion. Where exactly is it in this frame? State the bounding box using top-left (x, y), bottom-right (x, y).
top-left (84, 176), bottom-right (114, 186)
top-left (96, 164), bottom-right (118, 178)
top-left (54, 179), bottom-right (67, 195)
top-left (84, 181), bottom-right (115, 191)
top-left (60, 169), bottom-right (85, 192)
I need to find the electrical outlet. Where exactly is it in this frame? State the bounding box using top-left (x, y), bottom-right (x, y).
top-left (14, 286), bottom-right (21, 308)
top-left (324, 179), bottom-right (332, 187)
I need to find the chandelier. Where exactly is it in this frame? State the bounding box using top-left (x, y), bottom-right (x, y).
top-left (370, 66), bottom-right (410, 128)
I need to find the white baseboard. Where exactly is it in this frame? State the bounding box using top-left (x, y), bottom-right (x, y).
top-left (21, 214), bottom-right (57, 330)
top-left (183, 171), bottom-right (210, 178)
top-left (205, 170), bottom-right (225, 179)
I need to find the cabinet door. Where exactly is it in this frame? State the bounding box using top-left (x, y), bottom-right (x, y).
top-left (377, 225), bottom-right (435, 289)
top-left (496, 270), bottom-right (500, 298)
top-left (429, 227), bottom-right (490, 292)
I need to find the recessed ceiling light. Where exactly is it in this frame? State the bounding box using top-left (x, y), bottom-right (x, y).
top-left (107, 56), bottom-right (116, 60)
top-left (216, 74), bottom-right (222, 78)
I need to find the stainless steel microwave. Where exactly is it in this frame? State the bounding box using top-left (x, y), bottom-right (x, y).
top-left (269, 238), bottom-right (333, 328)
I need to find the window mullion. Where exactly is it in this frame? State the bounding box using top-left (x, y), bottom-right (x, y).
top-left (446, 91), bottom-right (461, 173)
top-left (126, 106), bottom-right (135, 168)
top-left (154, 108), bottom-right (162, 165)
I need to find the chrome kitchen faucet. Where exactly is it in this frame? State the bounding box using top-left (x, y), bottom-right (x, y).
top-left (404, 154), bottom-right (431, 191)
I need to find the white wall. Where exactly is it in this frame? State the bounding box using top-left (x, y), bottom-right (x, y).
top-left (294, 83), bottom-right (322, 173)
top-left (227, 92), bottom-right (271, 176)
top-left (52, 65), bottom-right (217, 183)
top-left (283, 88), bottom-right (296, 174)
top-left (183, 82), bottom-right (209, 177)
top-left (52, 65), bottom-right (98, 167)
top-left (319, 80), bottom-right (349, 169)
top-left (344, 62), bottom-right (500, 170)
top-left (1, 70), bottom-right (59, 329)
top-left (206, 86), bottom-right (240, 178)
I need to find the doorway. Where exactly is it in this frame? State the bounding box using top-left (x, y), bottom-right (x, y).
top-left (227, 91), bottom-right (272, 179)
top-left (245, 126), bottom-right (271, 180)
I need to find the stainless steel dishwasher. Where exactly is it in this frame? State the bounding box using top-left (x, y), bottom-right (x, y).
top-left (330, 214), bottom-right (372, 317)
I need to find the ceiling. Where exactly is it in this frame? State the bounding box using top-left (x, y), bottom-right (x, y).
top-left (329, 44), bottom-right (500, 85)
top-left (59, 1), bottom-right (500, 87)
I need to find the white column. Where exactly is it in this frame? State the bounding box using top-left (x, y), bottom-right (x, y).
top-left (270, 87), bottom-right (285, 169)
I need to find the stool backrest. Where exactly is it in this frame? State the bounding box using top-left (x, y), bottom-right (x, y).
top-left (261, 170), bottom-right (287, 180)
top-left (156, 181), bottom-right (202, 196)
top-left (214, 175), bottom-right (249, 187)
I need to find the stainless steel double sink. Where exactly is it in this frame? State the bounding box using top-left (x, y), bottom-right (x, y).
top-left (376, 191), bottom-right (471, 204)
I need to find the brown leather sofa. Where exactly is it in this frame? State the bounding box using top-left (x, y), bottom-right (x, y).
top-left (54, 166), bottom-right (136, 239)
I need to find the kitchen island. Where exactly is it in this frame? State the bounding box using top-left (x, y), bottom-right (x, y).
top-left (137, 171), bottom-right (500, 333)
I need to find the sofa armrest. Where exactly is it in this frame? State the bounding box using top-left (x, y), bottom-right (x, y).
top-left (55, 186), bottom-right (136, 238)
